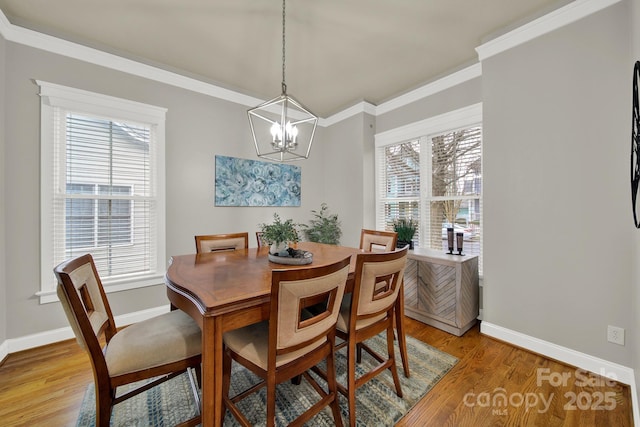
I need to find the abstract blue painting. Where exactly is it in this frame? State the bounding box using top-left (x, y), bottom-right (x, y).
top-left (215, 155), bottom-right (301, 206)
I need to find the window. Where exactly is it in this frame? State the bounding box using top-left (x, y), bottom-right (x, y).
top-left (380, 141), bottom-right (421, 241)
top-left (375, 104), bottom-right (483, 273)
top-left (38, 82), bottom-right (166, 303)
top-left (67, 182), bottom-right (132, 249)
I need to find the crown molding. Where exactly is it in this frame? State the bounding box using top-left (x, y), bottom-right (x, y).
top-left (476, 0), bottom-right (623, 61)
top-left (321, 101), bottom-right (377, 127)
top-left (375, 63), bottom-right (482, 116)
top-left (0, 7), bottom-right (475, 126)
top-left (322, 64), bottom-right (482, 126)
top-left (0, 0), bottom-right (622, 127)
top-left (0, 9), bottom-right (263, 108)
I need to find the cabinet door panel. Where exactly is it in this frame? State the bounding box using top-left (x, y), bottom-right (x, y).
top-left (417, 261), bottom-right (456, 324)
top-left (404, 259), bottom-right (419, 310)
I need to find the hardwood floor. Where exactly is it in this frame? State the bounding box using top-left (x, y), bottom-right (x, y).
top-left (0, 318), bottom-right (633, 426)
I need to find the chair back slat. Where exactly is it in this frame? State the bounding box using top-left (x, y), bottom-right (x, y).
top-left (271, 257), bottom-right (350, 357)
top-left (195, 232), bottom-right (249, 253)
top-left (352, 247), bottom-right (408, 322)
top-left (357, 259), bottom-right (405, 317)
top-left (360, 229), bottom-right (398, 252)
top-left (54, 254), bottom-right (115, 359)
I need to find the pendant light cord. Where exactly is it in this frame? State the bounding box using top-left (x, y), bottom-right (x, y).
top-left (281, 0), bottom-right (287, 95)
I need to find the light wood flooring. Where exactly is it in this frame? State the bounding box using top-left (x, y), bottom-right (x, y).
top-left (0, 318), bottom-right (634, 426)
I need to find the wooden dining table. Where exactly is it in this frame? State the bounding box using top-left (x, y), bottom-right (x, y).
top-left (165, 241), bottom-right (407, 427)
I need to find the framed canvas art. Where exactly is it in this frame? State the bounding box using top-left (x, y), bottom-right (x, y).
top-left (215, 155), bottom-right (301, 206)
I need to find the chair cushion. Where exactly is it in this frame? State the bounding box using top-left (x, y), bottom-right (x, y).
top-left (223, 321), bottom-right (325, 370)
top-left (105, 310), bottom-right (201, 377)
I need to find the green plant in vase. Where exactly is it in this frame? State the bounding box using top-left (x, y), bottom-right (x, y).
top-left (301, 203), bottom-right (342, 245)
top-left (259, 213), bottom-right (300, 255)
top-left (394, 217), bottom-right (417, 249)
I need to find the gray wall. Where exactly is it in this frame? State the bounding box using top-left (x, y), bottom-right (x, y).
top-left (322, 112), bottom-right (375, 248)
top-left (483, 1), bottom-right (632, 365)
top-left (373, 0), bottom-right (635, 369)
top-left (376, 76), bottom-right (483, 133)
top-left (632, 0), bottom-right (640, 394)
top-left (1, 0), bottom-right (637, 381)
top-left (0, 30), bottom-right (6, 345)
top-left (2, 41), bottom-right (330, 338)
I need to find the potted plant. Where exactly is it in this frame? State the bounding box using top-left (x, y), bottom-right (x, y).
top-left (300, 203), bottom-right (342, 245)
top-left (394, 217), bottom-right (417, 249)
top-left (259, 213), bottom-right (300, 255)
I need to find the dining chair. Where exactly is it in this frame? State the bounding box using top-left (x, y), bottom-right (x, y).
top-left (53, 253), bottom-right (202, 427)
top-left (256, 231), bottom-right (265, 248)
top-left (194, 232), bottom-right (249, 253)
top-left (359, 228), bottom-right (410, 378)
top-left (359, 228), bottom-right (398, 252)
top-left (221, 256), bottom-right (351, 427)
top-left (335, 246), bottom-right (409, 427)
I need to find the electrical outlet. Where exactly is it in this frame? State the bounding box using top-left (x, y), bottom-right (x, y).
top-left (607, 325), bottom-right (625, 345)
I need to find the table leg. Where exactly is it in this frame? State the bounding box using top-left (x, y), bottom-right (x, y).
top-left (200, 316), bottom-right (225, 427)
top-left (396, 281), bottom-right (410, 377)
top-left (214, 317), bottom-right (225, 427)
top-left (200, 318), bottom-right (214, 427)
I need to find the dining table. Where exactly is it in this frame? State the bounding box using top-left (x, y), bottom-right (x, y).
top-left (165, 241), bottom-right (407, 427)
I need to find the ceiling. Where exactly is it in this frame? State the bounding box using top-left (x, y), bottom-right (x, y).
top-left (0, 0), bottom-right (572, 117)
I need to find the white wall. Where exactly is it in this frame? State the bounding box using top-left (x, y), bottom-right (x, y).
top-left (483, 1), bottom-right (632, 365)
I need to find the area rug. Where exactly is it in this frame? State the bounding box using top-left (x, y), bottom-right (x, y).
top-left (76, 333), bottom-right (457, 426)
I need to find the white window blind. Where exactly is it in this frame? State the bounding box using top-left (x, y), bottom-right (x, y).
top-left (38, 81), bottom-right (166, 303)
top-left (427, 127), bottom-right (482, 266)
top-left (375, 104), bottom-right (483, 273)
top-left (377, 140), bottom-right (421, 243)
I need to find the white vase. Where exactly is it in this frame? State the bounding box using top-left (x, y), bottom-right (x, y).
top-left (270, 242), bottom-right (288, 255)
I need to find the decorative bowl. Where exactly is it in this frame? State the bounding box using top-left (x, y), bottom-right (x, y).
top-left (268, 248), bottom-right (313, 265)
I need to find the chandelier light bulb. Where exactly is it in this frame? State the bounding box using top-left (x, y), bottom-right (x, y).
top-left (288, 123), bottom-right (298, 148)
top-left (270, 122), bottom-right (282, 145)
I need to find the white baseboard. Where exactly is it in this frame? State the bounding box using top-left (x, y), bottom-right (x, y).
top-left (481, 321), bottom-right (639, 426)
top-left (2, 310), bottom-right (637, 425)
top-left (0, 339), bottom-right (8, 364)
top-left (0, 305), bottom-right (170, 357)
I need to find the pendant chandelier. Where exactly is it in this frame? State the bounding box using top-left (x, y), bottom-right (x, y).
top-left (248, 0), bottom-right (318, 162)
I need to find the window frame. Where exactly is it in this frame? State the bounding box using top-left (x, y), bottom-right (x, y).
top-left (37, 81), bottom-right (167, 304)
top-left (375, 103), bottom-right (482, 271)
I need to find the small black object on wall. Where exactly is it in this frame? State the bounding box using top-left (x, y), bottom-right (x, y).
top-left (632, 60), bottom-right (640, 228)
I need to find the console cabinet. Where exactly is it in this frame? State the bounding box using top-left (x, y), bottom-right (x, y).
top-left (403, 248), bottom-right (479, 336)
